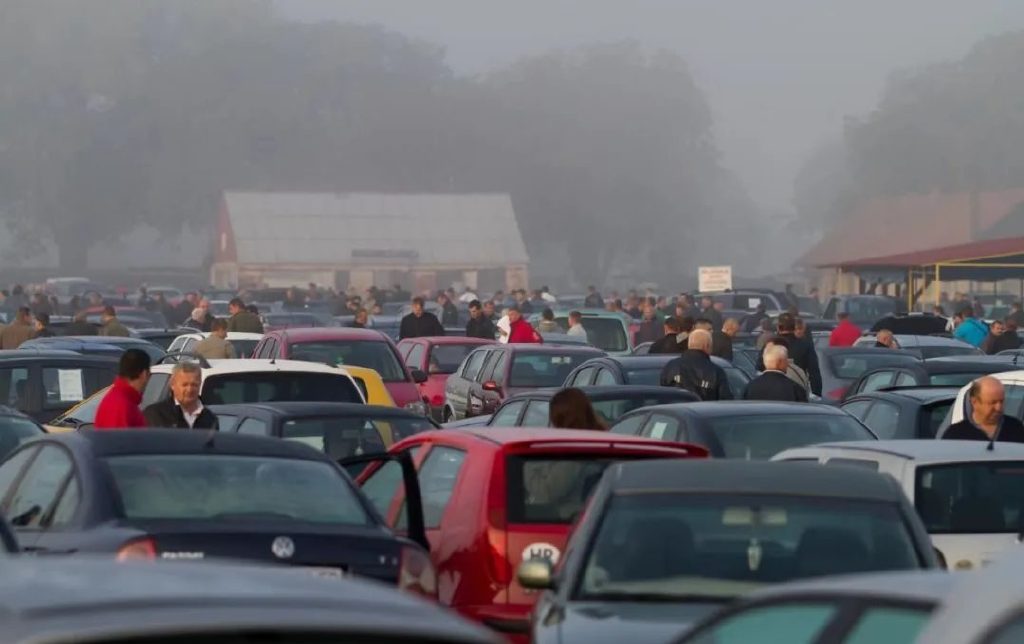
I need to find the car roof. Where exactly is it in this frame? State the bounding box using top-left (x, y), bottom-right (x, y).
top-left (853, 387), bottom-right (960, 403)
top-left (743, 570), bottom-right (954, 604)
top-left (819, 347), bottom-right (920, 358)
top-left (447, 427), bottom-right (701, 452)
top-left (36, 335), bottom-right (151, 345)
top-left (582, 355), bottom-right (674, 367)
top-left (0, 350), bottom-right (117, 364)
top-left (782, 439), bottom-right (1024, 462)
top-left (919, 359), bottom-right (1017, 374)
top-left (150, 359), bottom-right (351, 376)
top-left (608, 459), bottom-right (902, 500)
top-left (636, 401), bottom-right (851, 417)
top-left (894, 334), bottom-right (973, 347)
top-left (399, 336), bottom-right (494, 346)
top-left (505, 386), bottom-right (698, 401)
top-left (207, 402), bottom-right (424, 419)
top-left (272, 327), bottom-right (392, 342)
top-left (503, 345), bottom-right (604, 355)
top-left (51, 428), bottom-right (328, 460)
top-left (174, 332), bottom-right (264, 340)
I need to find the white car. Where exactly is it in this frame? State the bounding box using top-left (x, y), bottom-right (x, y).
top-left (168, 332), bottom-right (263, 358)
top-left (774, 439), bottom-right (1024, 571)
top-left (141, 359), bottom-right (366, 409)
top-left (943, 369), bottom-right (1024, 430)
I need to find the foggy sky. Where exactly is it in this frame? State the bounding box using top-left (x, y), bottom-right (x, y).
top-left (279, 0), bottom-right (1024, 213)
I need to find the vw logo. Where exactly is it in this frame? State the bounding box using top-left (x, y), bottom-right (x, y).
top-left (271, 536), bottom-right (295, 559)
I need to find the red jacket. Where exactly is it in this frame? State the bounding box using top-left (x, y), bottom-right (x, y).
top-left (829, 319), bottom-right (862, 347)
top-left (508, 318), bottom-right (542, 344)
top-left (94, 377), bottom-right (147, 430)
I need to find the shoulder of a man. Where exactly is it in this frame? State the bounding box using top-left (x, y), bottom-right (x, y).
top-left (943, 420), bottom-right (981, 439)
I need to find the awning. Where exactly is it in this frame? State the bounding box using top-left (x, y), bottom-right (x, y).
top-left (835, 236), bottom-right (1024, 282)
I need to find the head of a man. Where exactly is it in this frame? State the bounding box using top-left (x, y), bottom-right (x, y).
top-left (991, 320), bottom-right (1006, 337)
top-left (468, 300), bottom-right (482, 319)
top-left (228, 297), bottom-right (245, 316)
top-left (170, 362), bottom-right (202, 411)
top-left (642, 302), bottom-right (656, 320)
top-left (694, 319), bottom-right (714, 333)
top-left (793, 318), bottom-right (807, 339)
top-left (542, 308), bottom-right (555, 322)
top-left (16, 307), bottom-right (31, 325)
top-left (713, 301), bottom-right (726, 313)
top-left (210, 317), bottom-right (228, 339)
top-left (663, 317), bottom-right (682, 336)
top-left (507, 306), bottom-right (522, 324)
top-left (701, 296), bottom-right (714, 310)
top-left (568, 311), bottom-right (582, 327)
top-left (354, 308), bottom-right (369, 326)
top-left (723, 318), bottom-right (740, 337)
top-left (34, 312), bottom-right (49, 331)
top-left (411, 297), bottom-right (425, 317)
top-left (198, 297), bottom-right (210, 312)
top-left (101, 305), bottom-right (117, 324)
top-left (837, 311), bottom-right (849, 323)
top-left (876, 329), bottom-right (896, 348)
top-left (763, 343), bottom-right (789, 372)
top-left (970, 376), bottom-right (1005, 433)
top-left (776, 313), bottom-right (796, 335)
top-left (688, 329), bottom-right (713, 355)
top-left (483, 301), bottom-right (495, 318)
top-left (118, 349), bottom-right (151, 393)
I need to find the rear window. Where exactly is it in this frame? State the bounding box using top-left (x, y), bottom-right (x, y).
top-left (105, 454), bottom-right (371, 525)
top-left (506, 455), bottom-right (620, 524)
top-left (918, 346), bottom-right (982, 360)
top-left (828, 354), bottom-right (918, 380)
top-left (929, 372), bottom-right (985, 387)
top-left (916, 461), bottom-right (1024, 534)
top-left (429, 344), bottom-right (480, 375)
top-left (231, 340), bottom-right (259, 359)
top-left (591, 395), bottom-right (689, 426)
top-left (706, 414), bottom-right (876, 459)
top-left (509, 353), bottom-right (595, 388)
top-left (578, 318), bottom-right (628, 353)
top-left (282, 415), bottom-right (434, 459)
top-left (289, 341), bottom-right (406, 382)
top-left (201, 373), bottom-right (362, 405)
top-left (623, 368), bottom-right (662, 386)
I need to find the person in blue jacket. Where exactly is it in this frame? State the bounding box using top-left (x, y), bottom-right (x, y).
top-left (953, 306), bottom-right (990, 348)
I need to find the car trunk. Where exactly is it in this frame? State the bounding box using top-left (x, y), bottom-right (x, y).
top-left (932, 533), bottom-right (1019, 571)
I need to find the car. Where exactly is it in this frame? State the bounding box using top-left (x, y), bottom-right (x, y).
top-left (443, 344), bottom-right (605, 422)
top-left (143, 285), bottom-right (185, 304)
top-left (774, 440), bottom-right (1024, 571)
top-left (397, 336), bottom-right (496, 422)
top-left (610, 401), bottom-right (876, 458)
top-left (853, 333), bottom-right (982, 359)
top-left (942, 369), bottom-right (1024, 431)
top-left (209, 402), bottom-right (437, 456)
top-left (818, 347), bottom-right (921, 401)
top-left (167, 331), bottom-right (264, 358)
top-left (871, 313), bottom-right (949, 335)
top-left (354, 428), bottom-right (707, 638)
top-left (841, 387), bottom-right (960, 439)
top-left (822, 294), bottom-right (905, 328)
top-left (42, 386), bottom-right (108, 432)
top-left (140, 358), bottom-right (366, 409)
top-left (80, 306), bottom-right (170, 330)
top-left (676, 570), bottom-right (954, 644)
top-left (0, 429), bottom-right (437, 596)
top-left (563, 354), bottom-right (752, 398)
top-left (0, 406), bottom-right (43, 460)
top-left (527, 309), bottom-right (633, 355)
top-left (20, 335), bottom-right (166, 363)
top-left (343, 365), bottom-right (397, 406)
top-left (521, 459), bottom-right (939, 644)
top-left (260, 311), bottom-right (338, 330)
top-left (538, 332), bottom-right (592, 347)
top-left (0, 351), bottom-right (118, 423)
top-left (253, 328), bottom-right (426, 415)
top-left (843, 357), bottom-right (1017, 399)
top-left (132, 327), bottom-right (191, 351)
top-left (707, 290), bottom-right (790, 315)
top-left (486, 386), bottom-right (699, 428)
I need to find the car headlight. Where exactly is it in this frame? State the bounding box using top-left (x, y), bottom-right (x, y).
top-left (404, 400), bottom-right (428, 416)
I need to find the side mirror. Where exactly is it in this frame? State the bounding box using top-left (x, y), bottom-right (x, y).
top-left (410, 369), bottom-right (428, 384)
top-left (517, 558), bottom-right (555, 590)
top-left (482, 380), bottom-right (501, 392)
top-left (339, 451), bottom-right (428, 551)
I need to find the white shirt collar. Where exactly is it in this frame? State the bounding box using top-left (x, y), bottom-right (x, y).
top-left (175, 400), bottom-right (204, 428)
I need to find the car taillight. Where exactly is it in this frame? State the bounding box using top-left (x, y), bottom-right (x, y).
top-left (116, 537), bottom-right (157, 561)
top-left (430, 394), bottom-right (445, 407)
top-left (486, 503), bottom-right (511, 586)
top-left (398, 545), bottom-right (437, 598)
top-left (827, 387), bottom-right (848, 400)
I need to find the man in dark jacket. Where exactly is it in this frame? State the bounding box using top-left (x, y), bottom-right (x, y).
top-left (33, 312), bottom-right (55, 338)
top-left (982, 319), bottom-right (1023, 354)
top-left (700, 296), bottom-right (723, 330)
top-left (143, 363), bottom-right (218, 430)
top-left (757, 313), bottom-right (822, 396)
top-left (635, 302), bottom-right (662, 345)
top-left (744, 344), bottom-right (808, 402)
top-left (584, 286), bottom-right (604, 309)
top-left (649, 317), bottom-right (685, 354)
top-left (400, 297), bottom-right (445, 339)
top-left (465, 300), bottom-right (496, 339)
top-left (226, 298), bottom-right (264, 334)
top-left (713, 318), bottom-right (738, 362)
top-left (437, 293), bottom-right (459, 327)
top-left (943, 377), bottom-right (1024, 443)
top-left (740, 303), bottom-right (769, 333)
top-left (659, 329), bottom-right (732, 401)
top-left (64, 310), bottom-right (97, 336)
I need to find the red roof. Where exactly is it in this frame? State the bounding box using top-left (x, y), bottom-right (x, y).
top-left (838, 236), bottom-right (1024, 267)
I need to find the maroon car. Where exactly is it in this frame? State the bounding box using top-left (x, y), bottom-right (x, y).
top-left (252, 328), bottom-right (428, 414)
top-left (397, 336), bottom-right (496, 422)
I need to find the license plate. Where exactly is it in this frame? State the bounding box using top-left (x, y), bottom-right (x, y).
top-left (304, 566), bottom-right (346, 580)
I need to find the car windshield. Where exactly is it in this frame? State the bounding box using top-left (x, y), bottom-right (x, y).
top-left (579, 493), bottom-right (919, 601)
top-left (916, 461), bottom-right (1024, 534)
top-left (282, 414), bottom-right (434, 459)
top-left (828, 354), bottom-right (918, 380)
top-left (579, 318), bottom-right (628, 352)
top-left (106, 455), bottom-right (370, 525)
top-left (429, 344), bottom-right (480, 374)
top-left (0, 416), bottom-right (43, 460)
top-left (623, 368), bottom-right (663, 386)
top-left (506, 455), bottom-right (626, 524)
top-left (509, 353), bottom-right (595, 387)
top-left (289, 341), bottom-right (406, 382)
top-left (201, 373), bottom-right (363, 405)
top-left (706, 414), bottom-right (874, 459)
top-left (56, 389), bottom-right (106, 425)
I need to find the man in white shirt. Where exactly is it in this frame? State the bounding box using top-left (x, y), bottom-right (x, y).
top-left (143, 362), bottom-right (219, 429)
top-left (566, 310), bottom-right (589, 342)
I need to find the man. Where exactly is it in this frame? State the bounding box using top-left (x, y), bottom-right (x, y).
top-left (700, 296), bottom-right (722, 330)
top-left (875, 329), bottom-right (898, 349)
top-left (744, 344), bottom-right (808, 402)
top-left (982, 319), bottom-right (1022, 354)
top-left (953, 306), bottom-right (989, 348)
top-left (713, 318), bottom-right (738, 361)
top-left (829, 312), bottom-right (861, 347)
top-left (458, 286), bottom-right (479, 304)
top-left (635, 302), bottom-right (662, 345)
top-left (757, 313), bottom-right (822, 396)
top-left (143, 362), bottom-right (218, 430)
top-left (584, 286), bottom-right (604, 309)
top-left (227, 298), bottom-right (264, 333)
top-left (538, 308), bottom-right (559, 333)
top-left (514, 290), bottom-right (534, 315)
top-left (943, 377), bottom-right (1024, 443)
top-left (399, 297), bottom-right (445, 339)
top-left (740, 303), bottom-right (768, 333)
top-left (660, 329), bottom-right (732, 401)
top-left (1009, 302), bottom-right (1024, 328)
top-left (765, 337), bottom-right (811, 393)
top-left (194, 318), bottom-right (236, 360)
top-left (65, 310), bottom-right (97, 336)
top-left (94, 349), bottom-right (151, 429)
top-left (98, 306), bottom-right (130, 337)
top-left (482, 300), bottom-right (497, 321)
top-left (566, 311), bottom-right (588, 341)
top-left (437, 292), bottom-right (459, 327)
top-left (465, 300), bottom-right (496, 339)
top-left (540, 286), bottom-right (557, 304)
top-left (33, 312), bottom-right (55, 338)
top-left (0, 307), bottom-right (35, 349)
top-left (348, 308), bottom-right (370, 329)
top-left (175, 292), bottom-right (198, 326)
top-left (507, 307), bottom-right (542, 344)
top-left (181, 308), bottom-right (208, 332)
top-left (649, 317), bottom-right (685, 354)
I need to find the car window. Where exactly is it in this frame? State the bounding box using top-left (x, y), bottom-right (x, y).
top-left (707, 414), bottom-right (875, 459)
top-left (418, 447), bottom-right (466, 528)
top-left (0, 368), bottom-right (30, 408)
top-left (49, 476), bottom-right (80, 527)
top-left (491, 401), bottom-right (526, 426)
top-left (861, 371), bottom-right (896, 393)
top-left (578, 318), bottom-right (628, 353)
top-left (842, 605), bottom-right (933, 644)
top-left (930, 372), bottom-right (985, 387)
top-left (461, 350), bottom-right (489, 381)
top-left (215, 414), bottom-right (240, 433)
top-left (201, 373), bottom-right (362, 405)
top-left (915, 461), bottom-right (1024, 534)
top-left (687, 603), bottom-right (838, 644)
top-left (894, 372), bottom-right (918, 387)
top-left (985, 611), bottom-right (1024, 644)
top-left (236, 418), bottom-right (268, 435)
top-left (862, 401), bottom-right (901, 439)
top-left (842, 400), bottom-right (873, 421)
top-left (141, 372), bottom-right (172, 407)
top-left (724, 366), bottom-right (748, 398)
top-left (506, 454), bottom-right (622, 524)
top-left (289, 341), bottom-right (407, 383)
top-left (622, 368), bottom-right (663, 386)
top-left (41, 368), bottom-right (86, 409)
top-left (640, 413), bottom-right (682, 441)
top-left (825, 458), bottom-right (880, 471)
top-left (281, 416), bottom-right (417, 460)
top-left (4, 445), bottom-right (73, 529)
top-left (488, 351), bottom-right (510, 385)
top-left (0, 416), bottom-right (43, 461)
top-left (828, 354), bottom-right (918, 380)
top-left (594, 368), bottom-right (617, 386)
top-left (522, 400), bottom-right (550, 427)
top-left (429, 344), bottom-right (480, 375)
top-left (609, 412), bottom-right (647, 436)
top-left (361, 459), bottom-right (405, 520)
top-left (0, 447), bottom-right (38, 500)
top-left (508, 352), bottom-right (593, 388)
top-left (569, 366), bottom-right (596, 387)
top-left (922, 401), bottom-right (954, 439)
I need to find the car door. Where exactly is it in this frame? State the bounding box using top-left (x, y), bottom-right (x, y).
top-left (566, 366), bottom-right (596, 387)
top-left (841, 399), bottom-right (875, 427)
top-left (477, 351), bottom-right (509, 415)
top-left (446, 349), bottom-right (489, 420)
top-left (0, 443), bottom-right (76, 552)
top-left (405, 344), bottom-right (426, 371)
top-left (521, 399), bottom-right (550, 427)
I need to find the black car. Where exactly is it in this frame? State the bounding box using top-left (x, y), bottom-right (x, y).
top-left (841, 386), bottom-right (960, 439)
top-left (0, 351), bottom-right (118, 423)
top-left (563, 355), bottom-right (751, 398)
top-left (20, 335), bottom-right (167, 363)
top-left (521, 460), bottom-right (939, 644)
top-left (486, 386), bottom-right (699, 428)
top-left (844, 358), bottom-right (1016, 399)
top-left (818, 347), bottom-right (921, 401)
top-left (822, 295), bottom-right (904, 328)
top-left (0, 405), bottom-right (43, 461)
top-left (610, 401), bottom-right (876, 459)
top-left (0, 430), bottom-right (433, 594)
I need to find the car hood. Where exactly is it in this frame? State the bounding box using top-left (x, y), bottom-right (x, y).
top-left (539, 601), bottom-right (721, 644)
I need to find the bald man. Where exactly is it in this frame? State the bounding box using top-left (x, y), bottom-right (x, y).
top-left (659, 328), bottom-right (733, 401)
top-left (943, 377), bottom-right (1024, 442)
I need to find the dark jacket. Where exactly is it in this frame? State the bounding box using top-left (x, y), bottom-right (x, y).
top-left (701, 307), bottom-right (723, 330)
top-left (64, 320), bottom-right (97, 336)
top-left (143, 399), bottom-right (219, 430)
top-left (399, 312), bottom-right (445, 339)
top-left (635, 319), bottom-right (662, 345)
top-left (227, 310), bottom-right (264, 334)
top-left (943, 416), bottom-right (1024, 443)
top-left (711, 330), bottom-right (734, 361)
top-left (757, 333), bottom-right (822, 396)
top-left (648, 333), bottom-right (685, 354)
top-left (441, 303), bottom-right (459, 327)
top-left (744, 370), bottom-right (808, 403)
top-left (35, 327), bottom-right (55, 338)
top-left (982, 332), bottom-right (1022, 355)
top-left (740, 311), bottom-right (768, 333)
top-left (660, 350), bottom-right (733, 401)
top-left (466, 316), bottom-right (496, 340)
top-left (584, 293), bottom-right (604, 308)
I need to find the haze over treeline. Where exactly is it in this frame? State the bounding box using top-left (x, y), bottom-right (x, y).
top-left (2, 1), bottom-right (1024, 285)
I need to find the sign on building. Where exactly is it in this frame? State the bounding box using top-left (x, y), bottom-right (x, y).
top-left (698, 266), bottom-right (733, 292)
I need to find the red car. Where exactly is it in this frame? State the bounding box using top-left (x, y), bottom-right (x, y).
top-left (252, 328), bottom-right (428, 414)
top-left (397, 336), bottom-right (496, 422)
top-left (355, 428), bottom-right (707, 640)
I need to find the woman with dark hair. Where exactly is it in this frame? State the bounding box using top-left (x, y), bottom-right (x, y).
top-left (549, 388), bottom-right (607, 430)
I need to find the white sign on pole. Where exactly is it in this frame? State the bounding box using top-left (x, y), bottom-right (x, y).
top-left (698, 266), bottom-right (733, 292)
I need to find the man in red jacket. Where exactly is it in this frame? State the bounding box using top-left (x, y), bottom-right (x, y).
top-left (507, 307), bottom-right (542, 344)
top-left (94, 349), bottom-right (152, 429)
top-left (828, 312), bottom-right (862, 347)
